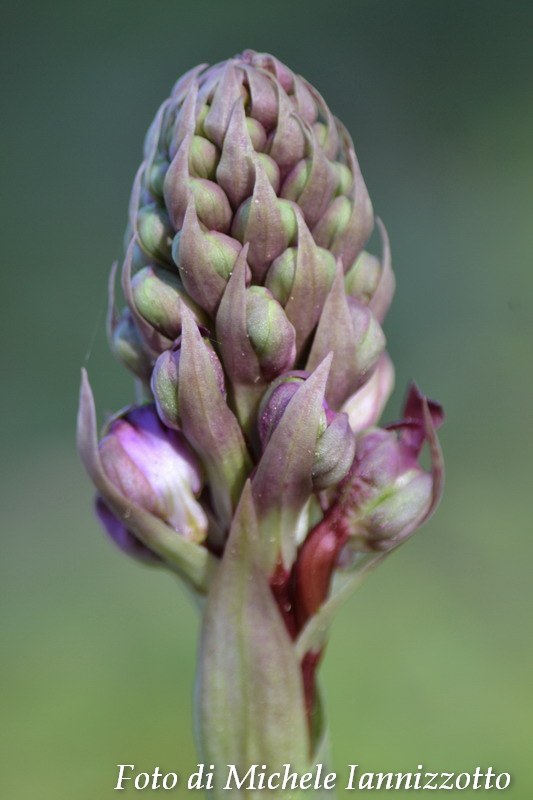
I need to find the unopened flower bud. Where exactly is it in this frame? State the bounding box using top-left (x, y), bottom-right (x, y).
top-left (131, 265), bottom-right (207, 339)
top-left (346, 428), bottom-right (432, 543)
top-left (188, 135), bottom-right (219, 180)
top-left (344, 251), bottom-right (381, 302)
top-left (151, 334), bottom-right (226, 429)
top-left (98, 405), bottom-right (207, 542)
top-left (257, 373), bottom-right (304, 448)
top-left (258, 372), bottom-right (355, 489)
top-left (347, 297), bottom-right (386, 384)
top-left (265, 246), bottom-right (336, 307)
top-left (312, 411), bottom-right (356, 490)
top-left (312, 196), bottom-right (352, 249)
top-left (137, 203), bottom-right (173, 263)
top-left (171, 203), bottom-right (241, 314)
top-left (344, 220), bottom-right (395, 323)
top-left (110, 307), bottom-right (153, 381)
top-left (245, 287), bottom-right (296, 380)
top-left (147, 159), bottom-right (169, 198)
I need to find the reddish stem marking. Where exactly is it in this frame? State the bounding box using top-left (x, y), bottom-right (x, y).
top-left (269, 505), bottom-right (350, 728)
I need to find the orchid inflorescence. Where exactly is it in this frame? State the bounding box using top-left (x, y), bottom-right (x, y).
top-left (78, 50), bottom-right (443, 787)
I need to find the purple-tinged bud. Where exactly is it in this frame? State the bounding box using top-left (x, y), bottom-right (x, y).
top-left (312, 410), bottom-right (356, 490)
top-left (332, 162), bottom-right (354, 196)
top-left (131, 265), bottom-right (207, 340)
top-left (245, 286), bottom-right (296, 380)
top-left (146, 159), bottom-right (170, 198)
top-left (257, 373), bottom-right (304, 449)
top-left (346, 297), bottom-right (386, 384)
top-left (246, 117), bottom-right (267, 151)
top-left (231, 162), bottom-right (298, 281)
top-left (312, 196), bottom-right (353, 250)
top-left (164, 135), bottom-right (232, 232)
top-left (109, 307), bottom-right (153, 381)
top-left (137, 203), bottom-right (173, 264)
top-left (151, 335), bottom-right (226, 430)
top-left (341, 385), bottom-right (444, 546)
top-left (258, 372), bottom-right (355, 490)
top-left (267, 88), bottom-right (307, 171)
top-left (345, 428), bottom-right (433, 544)
top-left (344, 219), bottom-right (395, 323)
top-left (189, 178), bottom-right (232, 232)
top-left (256, 153), bottom-right (281, 194)
top-left (194, 103), bottom-right (210, 137)
top-left (98, 405), bottom-right (207, 542)
top-left (307, 265), bottom-right (386, 408)
top-left (215, 97), bottom-right (256, 208)
top-left (95, 496), bottom-right (161, 565)
top-left (280, 138), bottom-right (337, 229)
top-left (344, 251), bottom-right (381, 301)
top-left (242, 63), bottom-right (278, 130)
top-left (265, 246), bottom-right (336, 307)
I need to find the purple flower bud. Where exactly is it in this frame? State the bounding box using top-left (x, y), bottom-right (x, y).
top-left (343, 386), bottom-right (444, 545)
top-left (98, 404), bottom-right (208, 542)
top-left (257, 373), bottom-right (304, 449)
top-left (258, 372), bottom-right (355, 490)
top-left (346, 428), bottom-right (433, 543)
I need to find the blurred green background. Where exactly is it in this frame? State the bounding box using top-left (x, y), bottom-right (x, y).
top-left (2, 0), bottom-right (532, 796)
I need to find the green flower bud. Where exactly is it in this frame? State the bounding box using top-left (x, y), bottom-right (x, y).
top-left (137, 203), bottom-right (173, 263)
top-left (312, 196), bottom-right (353, 250)
top-left (147, 159), bottom-right (169, 198)
top-left (264, 248), bottom-right (297, 305)
top-left (189, 135), bottom-right (219, 180)
top-left (256, 153), bottom-right (280, 194)
top-left (110, 308), bottom-right (152, 381)
top-left (189, 178), bottom-right (232, 232)
top-left (131, 265), bottom-right (207, 339)
top-left (195, 103), bottom-right (210, 136)
top-left (347, 297), bottom-right (386, 383)
top-left (246, 117), bottom-right (267, 151)
top-left (344, 251), bottom-right (382, 303)
top-left (245, 286), bottom-right (296, 380)
top-left (151, 336), bottom-right (226, 429)
top-left (332, 162), bottom-right (354, 196)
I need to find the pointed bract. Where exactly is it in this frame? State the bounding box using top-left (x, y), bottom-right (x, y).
top-left (178, 306), bottom-right (252, 528)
